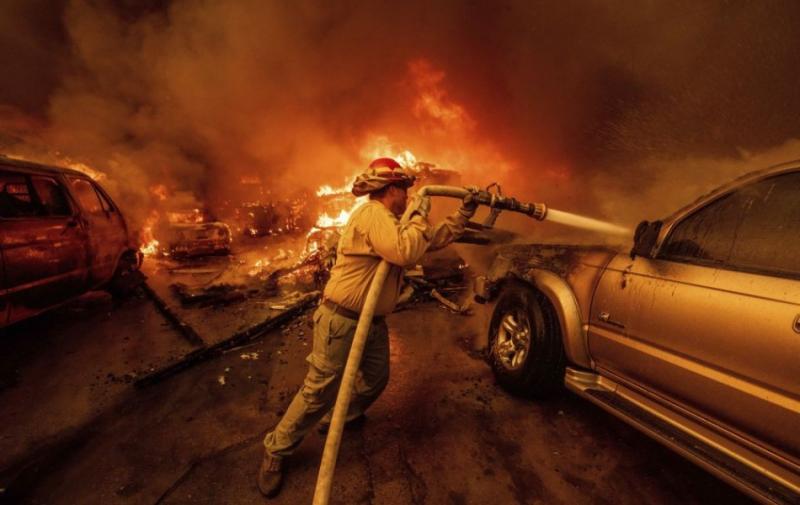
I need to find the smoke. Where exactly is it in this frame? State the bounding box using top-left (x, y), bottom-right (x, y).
top-left (2, 0), bottom-right (800, 232)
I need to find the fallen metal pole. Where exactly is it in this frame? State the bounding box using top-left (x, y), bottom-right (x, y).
top-left (135, 291), bottom-right (320, 388)
top-left (142, 282), bottom-right (206, 347)
top-left (312, 185), bottom-right (547, 505)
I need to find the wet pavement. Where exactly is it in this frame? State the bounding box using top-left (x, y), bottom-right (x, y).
top-left (0, 283), bottom-right (753, 504)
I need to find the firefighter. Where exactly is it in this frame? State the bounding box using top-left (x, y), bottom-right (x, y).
top-left (258, 157), bottom-right (477, 497)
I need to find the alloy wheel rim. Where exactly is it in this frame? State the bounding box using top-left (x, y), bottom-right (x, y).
top-left (495, 311), bottom-right (531, 371)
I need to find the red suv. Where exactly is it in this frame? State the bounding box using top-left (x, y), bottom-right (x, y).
top-left (0, 155), bottom-right (142, 327)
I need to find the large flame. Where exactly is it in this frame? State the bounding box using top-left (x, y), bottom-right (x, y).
top-left (311, 146), bottom-right (422, 230)
top-left (316, 208), bottom-right (359, 228)
top-left (408, 59), bottom-right (475, 134)
top-left (139, 210), bottom-right (161, 256)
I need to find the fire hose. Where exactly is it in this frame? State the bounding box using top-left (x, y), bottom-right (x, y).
top-left (312, 185), bottom-right (547, 505)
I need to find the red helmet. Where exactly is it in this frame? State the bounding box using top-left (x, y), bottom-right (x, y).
top-left (368, 157), bottom-right (402, 170)
top-left (352, 157), bottom-right (416, 196)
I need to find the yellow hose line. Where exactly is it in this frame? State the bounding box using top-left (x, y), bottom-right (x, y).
top-left (312, 260), bottom-right (390, 505)
top-left (312, 185), bottom-right (506, 505)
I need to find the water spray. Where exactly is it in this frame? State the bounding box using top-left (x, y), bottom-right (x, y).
top-left (312, 184), bottom-right (627, 505)
top-left (417, 185), bottom-right (630, 236)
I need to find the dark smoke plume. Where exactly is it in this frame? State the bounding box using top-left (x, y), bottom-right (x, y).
top-left (2, 0), bottom-right (800, 232)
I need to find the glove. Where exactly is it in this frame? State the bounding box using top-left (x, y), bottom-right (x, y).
top-left (458, 187), bottom-right (479, 219)
top-left (407, 194), bottom-right (431, 219)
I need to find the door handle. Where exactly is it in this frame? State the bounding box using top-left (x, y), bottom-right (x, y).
top-left (61, 218), bottom-right (80, 235)
top-left (599, 311), bottom-right (625, 329)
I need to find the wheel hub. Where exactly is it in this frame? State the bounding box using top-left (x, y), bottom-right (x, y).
top-left (495, 312), bottom-right (531, 371)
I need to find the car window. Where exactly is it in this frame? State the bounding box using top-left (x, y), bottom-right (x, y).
top-left (0, 171), bottom-right (39, 218)
top-left (69, 177), bottom-right (104, 214)
top-left (31, 176), bottom-right (73, 216)
top-left (660, 171), bottom-right (800, 277)
top-left (727, 172), bottom-right (800, 276)
top-left (93, 184), bottom-right (115, 212)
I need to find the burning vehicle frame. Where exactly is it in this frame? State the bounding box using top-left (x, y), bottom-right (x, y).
top-left (0, 155), bottom-right (142, 327)
top-left (157, 208), bottom-right (233, 258)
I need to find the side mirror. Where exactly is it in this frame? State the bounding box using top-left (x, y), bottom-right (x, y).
top-left (630, 220), bottom-right (662, 259)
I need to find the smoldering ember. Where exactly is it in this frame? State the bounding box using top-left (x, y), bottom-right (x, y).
top-left (1, 1), bottom-right (799, 504)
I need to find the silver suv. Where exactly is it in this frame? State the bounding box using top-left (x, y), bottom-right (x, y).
top-left (475, 161), bottom-right (800, 504)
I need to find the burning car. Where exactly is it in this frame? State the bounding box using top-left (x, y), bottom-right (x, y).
top-left (475, 161), bottom-right (800, 503)
top-left (237, 197), bottom-right (311, 238)
top-left (157, 209), bottom-right (232, 258)
top-left (0, 155), bottom-right (142, 327)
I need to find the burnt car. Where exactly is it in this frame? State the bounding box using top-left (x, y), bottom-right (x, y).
top-left (158, 209), bottom-right (231, 258)
top-left (0, 155), bottom-right (142, 327)
top-left (475, 161), bottom-right (800, 504)
top-left (238, 198), bottom-right (310, 238)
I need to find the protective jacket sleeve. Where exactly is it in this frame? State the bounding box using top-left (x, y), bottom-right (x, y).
top-left (366, 206), bottom-right (432, 267)
top-left (426, 210), bottom-right (471, 252)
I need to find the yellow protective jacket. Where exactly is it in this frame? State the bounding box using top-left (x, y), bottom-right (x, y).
top-left (323, 199), bottom-right (468, 316)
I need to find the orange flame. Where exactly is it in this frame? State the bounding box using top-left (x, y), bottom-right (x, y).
top-left (139, 210), bottom-right (160, 256)
top-left (408, 59), bottom-right (475, 134)
top-left (311, 147), bottom-right (422, 230)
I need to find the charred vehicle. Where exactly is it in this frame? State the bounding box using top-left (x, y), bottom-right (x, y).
top-left (238, 198), bottom-right (310, 237)
top-left (0, 156), bottom-right (141, 327)
top-left (158, 209), bottom-right (232, 258)
top-left (476, 161), bottom-right (800, 504)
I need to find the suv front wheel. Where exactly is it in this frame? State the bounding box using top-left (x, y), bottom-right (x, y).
top-left (488, 281), bottom-right (565, 398)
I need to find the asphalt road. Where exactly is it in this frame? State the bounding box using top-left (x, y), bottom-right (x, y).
top-left (0, 290), bottom-right (753, 504)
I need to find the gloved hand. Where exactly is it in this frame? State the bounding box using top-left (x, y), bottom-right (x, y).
top-left (407, 193), bottom-right (431, 219)
top-left (458, 187), bottom-right (479, 219)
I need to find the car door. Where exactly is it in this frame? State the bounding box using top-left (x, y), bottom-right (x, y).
top-left (0, 170), bottom-right (89, 324)
top-left (589, 170), bottom-right (800, 464)
top-left (0, 244), bottom-right (5, 326)
top-left (66, 176), bottom-right (127, 287)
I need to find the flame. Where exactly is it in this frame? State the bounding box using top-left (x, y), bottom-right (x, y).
top-left (311, 147), bottom-right (422, 230)
top-left (139, 210), bottom-right (161, 256)
top-left (150, 184), bottom-right (168, 201)
top-left (316, 185), bottom-right (342, 197)
top-left (140, 238), bottom-right (160, 256)
top-left (408, 59), bottom-right (475, 133)
top-left (395, 150), bottom-right (417, 168)
top-left (248, 258), bottom-right (271, 276)
top-left (315, 205), bottom-right (363, 228)
top-left (6, 152), bottom-right (108, 181)
top-left (167, 208), bottom-right (205, 224)
top-left (315, 172), bottom-right (359, 197)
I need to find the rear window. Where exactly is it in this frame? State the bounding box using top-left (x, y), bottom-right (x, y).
top-left (0, 171), bottom-right (38, 218)
top-left (69, 177), bottom-right (104, 214)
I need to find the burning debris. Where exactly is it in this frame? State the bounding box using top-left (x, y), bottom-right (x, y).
top-left (137, 152), bottom-right (486, 326)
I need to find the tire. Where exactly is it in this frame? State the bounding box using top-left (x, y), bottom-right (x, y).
top-left (107, 251), bottom-right (144, 299)
top-left (488, 280), bottom-right (566, 398)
